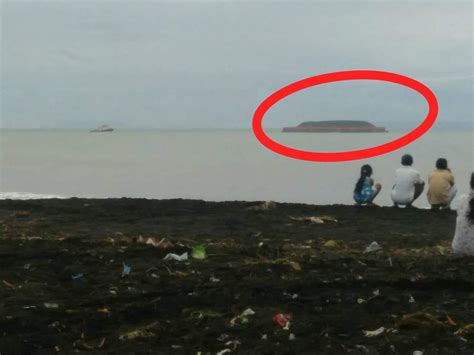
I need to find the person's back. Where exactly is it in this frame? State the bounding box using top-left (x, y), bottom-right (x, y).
top-left (452, 173), bottom-right (474, 256)
top-left (391, 154), bottom-right (424, 207)
top-left (427, 159), bottom-right (456, 210)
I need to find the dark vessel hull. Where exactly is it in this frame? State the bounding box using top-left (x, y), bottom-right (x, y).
top-left (282, 126), bottom-right (387, 133)
top-left (90, 128), bottom-right (114, 132)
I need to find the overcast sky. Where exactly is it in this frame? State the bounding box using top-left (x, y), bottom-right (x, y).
top-left (1, 0), bottom-right (472, 129)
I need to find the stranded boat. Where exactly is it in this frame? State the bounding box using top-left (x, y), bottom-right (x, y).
top-left (90, 125), bottom-right (114, 133)
top-left (282, 120), bottom-right (387, 133)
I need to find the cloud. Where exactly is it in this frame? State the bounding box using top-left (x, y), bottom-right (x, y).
top-left (1, 0), bottom-right (472, 129)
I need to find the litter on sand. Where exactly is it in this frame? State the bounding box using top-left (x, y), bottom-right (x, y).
top-left (397, 313), bottom-right (445, 329)
top-left (230, 308), bottom-right (255, 326)
top-left (121, 263), bottom-right (131, 277)
top-left (163, 252), bottom-right (188, 261)
top-left (191, 245), bottom-right (207, 260)
top-left (364, 241), bottom-right (382, 253)
top-left (71, 273), bottom-right (84, 280)
top-left (137, 236), bottom-right (173, 249)
top-left (273, 313), bottom-right (293, 330)
top-left (323, 240), bottom-right (341, 249)
top-left (363, 327), bottom-right (385, 337)
top-left (289, 215), bottom-right (338, 224)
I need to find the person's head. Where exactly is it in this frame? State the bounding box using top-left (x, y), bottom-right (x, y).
top-left (360, 164), bottom-right (373, 178)
top-left (436, 158), bottom-right (448, 170)
top-left (401, 154), bottom-right (413, 166)
top-left (354, 164), bottom-right (373, 194)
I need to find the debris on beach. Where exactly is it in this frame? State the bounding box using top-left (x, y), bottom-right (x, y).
top-left (121, 262), bottom-right (131, 277)
top-left (289, 215), bottom-right (338, 224)
top-left (119, 322), bottom-right (158, 340)
top-left (3, 279), bottom-right (16, 289)
top-left (363, 327), bottom-right (385, 337)
top-left (364, 241), bottom-right (382, 253)
top-left (323, 240), bottom-right (341, 249)
top-left (454, 323), bottom-right (474, 337)
top-left (246, 201), bottom-right (276, 211)
top-left (230, 308), bottom-right (255, 326)
top-left (137, 235), bottom-right (173, 249)
top-left (273, 313), bottom-right (293, 330)
top-left (397, 313), bottom-right (445, 329)
top-left (1, 198), bottom-right (472, 353)
top-left (163, 252), bottom-right (188, 261)
top-left (191, 244), bottom-right (207, 260)
top-left (71, 273), bottom-right (84, 280)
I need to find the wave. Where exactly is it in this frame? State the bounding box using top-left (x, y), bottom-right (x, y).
top-left (0, 191), bottom-right (67, 200)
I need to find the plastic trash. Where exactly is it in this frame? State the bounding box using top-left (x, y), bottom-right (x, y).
top-left (397, 313), bottom-right (444, 329)
top-left (289, 333), bottom-right (296, 341)
top-left (122, 262), bottom-right (131, 277)
top-left (44, 302), bottom-right (59, 309)
top-left (163, 252), bottom-right (188, 261)
top-left (230, 308), bottom-right (255, 326)
top-left (273, 313), bottom-right (293, 330)
top-left (364, 241), bottom-right (382, 253)
top-left (119, 329), bottom-right (154, 340)
top-left (363, 327), bottom-right (385, 337)
top-left (210, 276), bottom-right (220, 283)
top-left (289, 215), bottom-right (338, 224)
top-left (191, 245), bottom-right (207, 260)
top-left (323, 240), bottom-right (340, 249)
top-left (3, 280), bottom-right (16, 289)
top-left (71, 273), bottom-right (84, 280)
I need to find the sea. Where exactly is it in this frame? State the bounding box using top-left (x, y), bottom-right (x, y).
top-left (1, 129), bottom-right (473, 208)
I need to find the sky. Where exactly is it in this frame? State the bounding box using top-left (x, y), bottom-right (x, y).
top-left (1, 0), bottom-right (472, 130)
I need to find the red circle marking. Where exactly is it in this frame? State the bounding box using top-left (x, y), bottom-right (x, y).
top-left (252, 70), bottom-right (438, 162)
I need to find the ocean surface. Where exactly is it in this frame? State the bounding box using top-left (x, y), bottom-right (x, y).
top-left (1, 129), bottom-right (473, 207)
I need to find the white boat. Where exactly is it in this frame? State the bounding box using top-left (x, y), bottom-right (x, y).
top-left (90, 125), bottom-right (114, 133)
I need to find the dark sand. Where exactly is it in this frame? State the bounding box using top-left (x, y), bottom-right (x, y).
top-left (0, 199), bottom-right (473, 354)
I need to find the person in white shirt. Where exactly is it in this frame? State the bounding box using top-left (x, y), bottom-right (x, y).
top-left (452, 173), bottom-right (474, 256)
top-left (391, 154), bottom-right (425, 207)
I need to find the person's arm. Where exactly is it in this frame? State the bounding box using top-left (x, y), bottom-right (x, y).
top-left (415, 170), bottom-right (424, 185)
top-left (449, 172), bottom-right (455, 186)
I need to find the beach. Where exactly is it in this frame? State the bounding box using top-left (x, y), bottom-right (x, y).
top-left (1, 198), bottom-right (473, 353)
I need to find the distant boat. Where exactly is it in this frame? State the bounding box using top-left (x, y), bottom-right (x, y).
top-left (282, 120), bottom-right (387, 133)
top-left (90, 125), bottom-right (114, 133)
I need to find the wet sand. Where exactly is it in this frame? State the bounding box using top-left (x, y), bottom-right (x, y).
top-left (0, 199), bottom-right (473, 354)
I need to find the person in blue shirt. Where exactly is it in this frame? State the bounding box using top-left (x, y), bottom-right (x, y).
top-left (353, 164), bottom-right (382, 206)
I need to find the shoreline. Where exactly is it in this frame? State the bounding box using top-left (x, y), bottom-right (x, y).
top-left (1, 198), bottom-right (472, 353)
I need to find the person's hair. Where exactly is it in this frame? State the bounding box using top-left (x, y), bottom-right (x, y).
top-left (436, 158), bottom-right (448, 170)
top-left (354, 164), bottom-right (373, 194)
top-left (468, 172), bottom-right (474, 223)
top-left (401, 154), bottom-right (413, 166)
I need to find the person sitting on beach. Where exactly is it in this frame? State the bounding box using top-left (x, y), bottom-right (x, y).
top-left (452, 173), bottom-right (474, 256)
top-left (391, 154), bottom-right (425, 208)
top-left (353, 164), bottom-right (382, 206)
top-left (427, 158), bottom-right (457, 211)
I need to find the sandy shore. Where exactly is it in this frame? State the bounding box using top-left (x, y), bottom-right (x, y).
top-left (0, 198), bottom-right (473, 353)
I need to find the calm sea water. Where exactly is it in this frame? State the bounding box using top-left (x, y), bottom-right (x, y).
top-left (1, 130), bottom-right (473, 207)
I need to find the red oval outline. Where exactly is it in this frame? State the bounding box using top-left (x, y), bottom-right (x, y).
top-left (252, 70), bottom-right (438, 162)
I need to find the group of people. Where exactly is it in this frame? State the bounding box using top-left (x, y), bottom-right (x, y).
top-left (352, 154), bottom-right (474, 256)
top-left (353, 154), bottom-right (457, 210)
